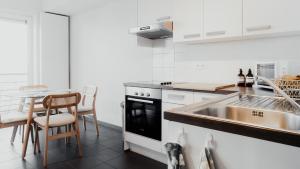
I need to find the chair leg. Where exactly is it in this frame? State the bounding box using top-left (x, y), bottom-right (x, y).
top-left (22, 125), bottom-right (25, 143)
top-left (64, 125), bottom-right (68, 144)
top-left (57, 126), bottom-right (61, 134)
top-left (30, 125), bottom-right (34, 144)
top-left (73, 122), bottom-right (82, 157)
top-left (82, 115), bottom-right (87, 131)
top-left (19, 125), bottom-right (22, 135)
top-left (10, 126), bottom-right (18, 144)
top-left (66, 124), bottom-right (72, 144)
top-left (93, 111), bottom-right (100, 136)
top-left (43, 128), bottom-right (49, 167)
top-left (34, 124), bottom-right (41, 154)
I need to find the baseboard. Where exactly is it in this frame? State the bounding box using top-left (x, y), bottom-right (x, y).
top-left (80, 115), bottom-right (122, 132)
top-left (129, 143), bottom-right (168, 164)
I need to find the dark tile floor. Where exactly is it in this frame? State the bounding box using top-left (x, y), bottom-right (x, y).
top-left (0, 121), bottom-right (167, 169)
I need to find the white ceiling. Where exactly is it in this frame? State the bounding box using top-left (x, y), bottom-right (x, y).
top-left (42, 0), bottom-right (113, 15)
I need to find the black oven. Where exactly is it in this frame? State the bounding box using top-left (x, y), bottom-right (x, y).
top-left (125, 87), bottom-right (162, 141)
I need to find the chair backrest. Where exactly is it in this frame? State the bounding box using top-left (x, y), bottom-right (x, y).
top-left (81, 86), bottom-right (98, 108)
top-left (43, 93), bottom-right (81, 110)
top-left (42, 93), bottom-right (81, 129)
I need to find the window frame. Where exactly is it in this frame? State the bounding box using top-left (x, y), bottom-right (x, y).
top-left (0, 12), bottom-right (34, 84)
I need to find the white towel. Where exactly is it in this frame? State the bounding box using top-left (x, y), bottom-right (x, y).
top-left (199, 148), bottom-right (210, 169)
top-left (199, 148), bottom-right (215, 169)
top-left (165, 143), bottom-right (185, 169)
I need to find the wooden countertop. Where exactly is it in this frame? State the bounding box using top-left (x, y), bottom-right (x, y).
top-left (124, 82), bottom-right (274, 95)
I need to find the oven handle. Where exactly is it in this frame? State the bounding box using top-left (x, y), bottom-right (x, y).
top-left (127, 98), bottom-right (154, 104)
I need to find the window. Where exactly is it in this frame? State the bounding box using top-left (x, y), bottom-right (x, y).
top-left (0, 16), bottom-right (30, 112)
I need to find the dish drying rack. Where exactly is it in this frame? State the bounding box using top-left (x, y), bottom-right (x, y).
top-left (227, 95), bottom-right (298, 112)
top-left (275, 79), bottom-right (300, 101)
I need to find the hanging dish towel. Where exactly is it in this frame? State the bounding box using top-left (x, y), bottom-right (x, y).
top-left (199, 147), bottom-right (216, 169)
top-left (165, 143), bottom-right (185, 169)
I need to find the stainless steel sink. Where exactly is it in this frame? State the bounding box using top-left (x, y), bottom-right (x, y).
top-left (192, 94), bottom-right (300, 131)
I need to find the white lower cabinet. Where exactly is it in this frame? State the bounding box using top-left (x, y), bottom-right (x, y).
top-left (162, 90), bottom-right (223, 153)
top-left (166, 121), bottom-right (300, 169)
top-left (162, 90), bottom-right (194, 105)
top-left (162, 102), bottom-right (185, 153)
top-left (194, 92), bottom-right (223, 103)
top-left (163, 90), bottom-right (300, 169)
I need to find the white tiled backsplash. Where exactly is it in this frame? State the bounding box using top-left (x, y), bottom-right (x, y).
top-left (152, 36), bottom-right (300, 83)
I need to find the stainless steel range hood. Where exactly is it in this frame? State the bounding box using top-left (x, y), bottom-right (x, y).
top-left (129, 21), bottom-right (173, 39)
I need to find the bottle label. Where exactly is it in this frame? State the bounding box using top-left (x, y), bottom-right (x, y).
top-left (238, 77), bottom-right (245, 83)
top-left (246, 77), bottom-right (255, 84)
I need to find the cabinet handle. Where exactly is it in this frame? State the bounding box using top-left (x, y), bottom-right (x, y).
top-left (127, 98), bottom-right (154, 104)
top-left (184, 33), bottom-right (201, 39)
top-left (246, 25), bottom-right (271, 32)
top-left (156, 16), bottom-right (171, 22)
top-left (206, 30), bottom-right (226, 36)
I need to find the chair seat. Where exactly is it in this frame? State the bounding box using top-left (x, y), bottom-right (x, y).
top-left (34, 113), bottom-right (75, 127)
top-left (77, 106), bottom-right (93, 113)
top-left (1, 111), bottom-right (37, 124)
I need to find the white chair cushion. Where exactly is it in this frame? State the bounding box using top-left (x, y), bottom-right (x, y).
top-left (77, 105), bottom-right (93, 112)
top-left (1, 111), bottom-right (37, 124)
top-left (34, 113), bottom-right (75, 127)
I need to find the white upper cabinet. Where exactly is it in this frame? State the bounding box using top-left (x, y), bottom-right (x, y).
top-left (173, 0), bottom-right (203, 42)
top-left (243, 0), bottom-right (300, 36)
top-left (138, 0), bottom-right (173, 26)
top-left (203, 0), bottom-right (242, 40)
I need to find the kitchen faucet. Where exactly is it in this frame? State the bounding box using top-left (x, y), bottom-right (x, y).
top-left (256, 76), bottom-right (300, 111)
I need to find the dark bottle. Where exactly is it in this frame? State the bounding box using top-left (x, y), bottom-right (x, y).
top-left (237, 69), bottom-right (246, 87)
top-left (246, 69), bottom-right (255, 87)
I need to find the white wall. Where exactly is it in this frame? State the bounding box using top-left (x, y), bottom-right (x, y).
top-left (0, 0), bottom-right (41, 13)
top-left (42, 0), bottom-right (111, 15)
top-left (153, 36), bottom-right (300, 83)
top-left (70, 0), bottom-right (153, 126)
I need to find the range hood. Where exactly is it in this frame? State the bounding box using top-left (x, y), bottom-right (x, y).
top-left (129, 21), bottom-right (173, 40)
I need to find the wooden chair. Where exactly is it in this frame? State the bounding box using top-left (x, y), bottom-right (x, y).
top-left (0, 106), bottom-right (37, 146)
top-left (34, 93), bottom-right (82, 167)
top-left (11, 85), bottom-right (48, 144)
top-left (0, 112), bottom-right (36, 129)
top-left (78, 86), bottom-right (99, 136)
top-left (19, 84), bottom-right (48, 113)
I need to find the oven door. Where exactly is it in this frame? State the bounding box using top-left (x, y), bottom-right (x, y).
top-left (125, 96), bottom-right (162, 141)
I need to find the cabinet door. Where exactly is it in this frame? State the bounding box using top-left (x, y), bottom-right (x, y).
top-left (243, 0), bottom-right (300, 36)
top-left (138, 0), bottom-right (173, 26)
top-left (162, 90), bottom-right (194, 105)
top-left (203, 0), bottom-right (242, 40)
top-left (173, 0), bottom-right (203, 42)
top-left (162, 103), bottom-right (185, 153)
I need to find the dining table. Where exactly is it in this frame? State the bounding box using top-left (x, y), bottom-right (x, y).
top-left (1, 88), bottom-right (74, 159)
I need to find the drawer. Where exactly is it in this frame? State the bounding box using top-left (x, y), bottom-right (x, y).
top-left (162, 90), bottom-right (194, 105)
top-left (194, 92), bottom-right (223, 103)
